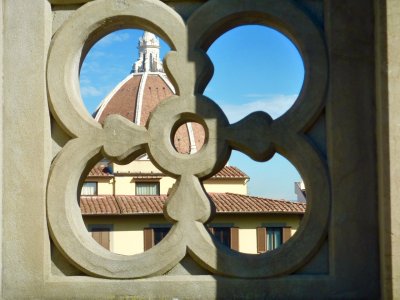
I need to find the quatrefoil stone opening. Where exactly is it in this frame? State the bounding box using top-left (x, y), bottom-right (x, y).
top-left (46, 0), bottom-right (330, 279)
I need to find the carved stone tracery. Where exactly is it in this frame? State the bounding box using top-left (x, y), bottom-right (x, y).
top-left (47, 0), bottom-right (330, 279)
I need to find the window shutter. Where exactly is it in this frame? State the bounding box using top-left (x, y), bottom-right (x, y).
top-left (230, 227), bottom-right (239, 251)
top-left (144, 228), bottom-right (154, 251)
top-left (101, 230), bottom-right (110, 250)
top-left (91, 228), bottom-right (110, 250)
top-left (282, 226), bottom-right (292, 243)
top-left (92, 231), bottom-right (101, 246)
top-left (257, 227), bottom-right (266, 253)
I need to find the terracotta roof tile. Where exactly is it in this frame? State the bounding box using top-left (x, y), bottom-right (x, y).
top-left (80, 195), bottom-right (120, 215)
top-left (80, 193), bottom-right (305, 215)
top-left (88, 166), bottom-right (113, 177)
top-left (210, 193), bottom-right (306, 214)
top-left (116, 195), bottom-right (167, 214)
top-left (212, 166), bottom-right (249, 179)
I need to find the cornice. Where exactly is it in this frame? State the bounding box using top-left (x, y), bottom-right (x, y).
top-left (49, 0), bottom-right (206, 4)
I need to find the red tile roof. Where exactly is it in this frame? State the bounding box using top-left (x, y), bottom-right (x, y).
top-left (80, 195), bottom-right (120, 215)
top-left (87, 165), bottom-right (248, 179)
top-left (210, 193), bottom-right (305, 214)
top-left (116, 195), bottom-right (166, 214)
top-left (88, 166), bottom-right (113, 177)
top-left (80, 193), bottom-right (305, 215)
top-left (211, 166), bottom-right (249, 179)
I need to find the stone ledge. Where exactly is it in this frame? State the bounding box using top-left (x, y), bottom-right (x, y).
top-left (49, 0), bottom-right (206, 4)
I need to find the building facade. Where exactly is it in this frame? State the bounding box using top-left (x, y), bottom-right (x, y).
top-left (80, 31), bottom-right (305, 255)
top-left (81, 162), bottom-right (305, 255)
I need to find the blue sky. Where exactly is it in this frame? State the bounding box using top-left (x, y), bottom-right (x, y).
top-left (80, 26), bottom-right (304, 200)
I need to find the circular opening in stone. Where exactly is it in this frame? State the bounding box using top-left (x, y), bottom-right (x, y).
top-left (205, 25), bottom-right (304, 121)
top-left (78, 156), bottom-right (176, 256)
top-left (79, 29), bottom-right (172, 122)
top-left (171, 121), bottom-right (206, 155)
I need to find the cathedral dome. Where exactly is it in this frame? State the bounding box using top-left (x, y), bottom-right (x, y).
top-left (93, 32), bottom-right (205, 154)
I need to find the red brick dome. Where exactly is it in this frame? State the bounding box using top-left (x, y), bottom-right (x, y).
top-left (94, 72), bottom-right (173, 126)
top-left (93, 72), bottom-right (205, 154)
top-left (93, 32), bottom-right (206, 154)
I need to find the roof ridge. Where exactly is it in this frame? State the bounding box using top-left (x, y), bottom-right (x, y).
top-left (114, 194), bottom-right (167, 197)
top-left (81, 193), bottom-right (305, 215)
top-left (222, 192), bottom-right (305, 205)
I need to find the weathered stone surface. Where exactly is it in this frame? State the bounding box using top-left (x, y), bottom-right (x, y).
top-left (2, 1), bottom-right (52, 299)
top-left (376, 1), bottom-right (400, 299)
top-left (1, 0), bottom-right (398, 298)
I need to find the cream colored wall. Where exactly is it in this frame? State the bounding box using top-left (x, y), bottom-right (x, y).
top-left (96, 178), bottom-right (113, 195)
top-left (97, 160), bottom-right (249, 196)
top-left (211, 214), bottom-right (302, 254)
top-left (113, 159), bottom-right (161, 173)
top-left (97, 175), bottom-right (246, 196)
top-left (114, 176), bottom-right (135, 195)
top-left (111, 176), bottom-right (246, 195)
top-left (203, 179), bottom-right (247, 195)
top-left (108, 175), bottom-right (176, 195)
top-left (84, 215), bottom-right (169, 255)
top-left (159, 176), bottom-right (176, 194)
top-left (112, 160), bottom-right (177, 195)
top-left (83, 213), bottom-right (302, 255)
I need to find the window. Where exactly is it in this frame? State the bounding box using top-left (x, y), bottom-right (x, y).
top-left (212, 227), bottom-right (230, 248)
top-left (135, 182), bottom-right (160, 195)
top-left (143, 226), bottom-right (170, 250)
top-left (154, 227), bottom-right (170, 245)
top-left (267, 227), bottom-right (282, 250)
top-left (257, 226), bottom-right (291, 253)
top-left (81, 181), bottom-right (97, 195)
top-left (88, 225), bottom-right (111, 250)
top-left (209, 226), bottom-right (239, 251)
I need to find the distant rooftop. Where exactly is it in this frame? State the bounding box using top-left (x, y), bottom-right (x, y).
top-left (87, 165), bottom-right (249, 180)
top-left (80, 193), bottom-right (306, 215)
